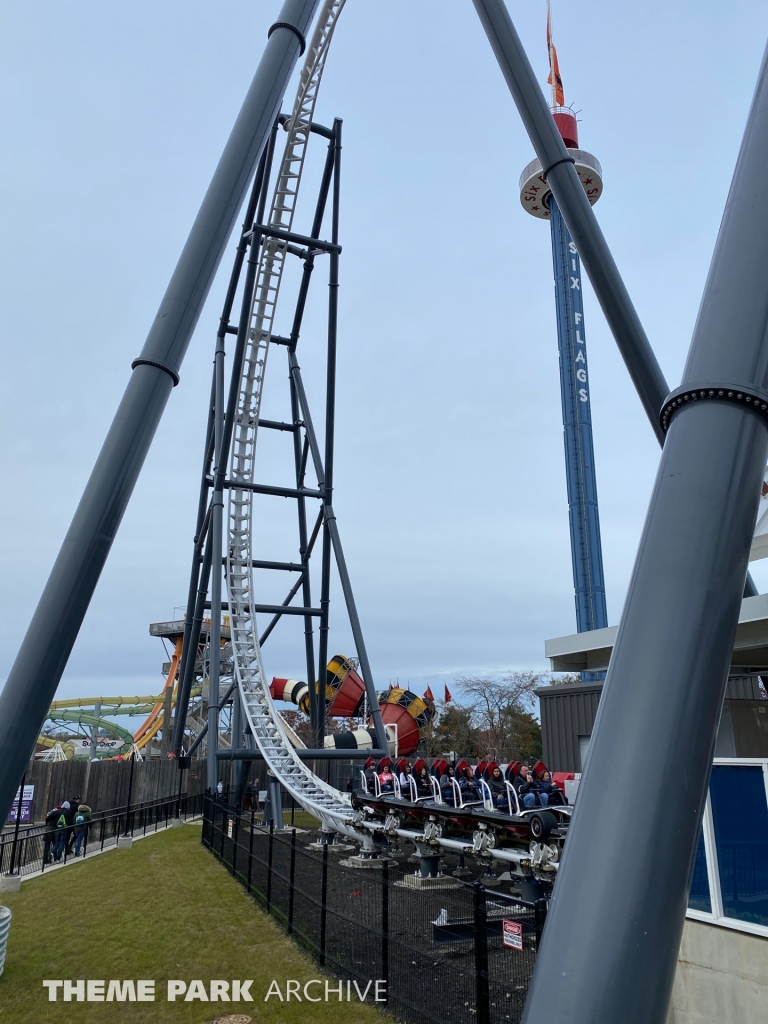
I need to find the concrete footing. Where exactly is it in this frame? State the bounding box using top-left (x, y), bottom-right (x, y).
top-left (170, 818), bottom-right (184, 828)
top-left (395, 874), bottom-right (461, 891)
top-left (0, 875), bottom-right (21, 893)
top-left (338, 856), bottom-right (395, 869)
top-left (116, 836), bottom-right (133, 850)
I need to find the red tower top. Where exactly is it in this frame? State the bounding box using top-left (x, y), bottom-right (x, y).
top-left (552, 108), bottom-right (579, 149)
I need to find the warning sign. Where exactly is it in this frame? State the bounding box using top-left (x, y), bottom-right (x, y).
top-left (502, 919), bottom-right (523, 950)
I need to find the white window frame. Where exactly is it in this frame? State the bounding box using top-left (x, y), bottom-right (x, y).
top-left (686, 757), bottom-right (768, 939)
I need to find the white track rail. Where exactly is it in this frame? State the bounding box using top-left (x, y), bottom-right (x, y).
top-left (226, 0), bottom-right (353, 834)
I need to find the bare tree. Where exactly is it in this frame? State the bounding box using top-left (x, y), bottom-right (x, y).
top-left (457, 673), bottom-right (546, 761)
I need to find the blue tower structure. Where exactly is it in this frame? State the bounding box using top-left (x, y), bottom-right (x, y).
top-left (520, 106), bottom-right (608, 661)
top-left (550, 195), bottom-right (607, 634)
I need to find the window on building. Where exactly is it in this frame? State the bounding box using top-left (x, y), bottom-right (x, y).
top-left (709, 764), bottom-right (768, 927)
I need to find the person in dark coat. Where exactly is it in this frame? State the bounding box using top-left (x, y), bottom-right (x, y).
top-left (53, 803), bottom-right (69, 862)
top-left (458, 767), bottom-right (481, 802)
top-left (73, 803), bottom-right (92, 856)
top-left (43, 805), bottom-right (61, 864)
top-left (415, 766), bottom-right (432, 799)
top-left (487, 766), bottom-right (508, 810)
top-left (518, 770), bottom-right (547, 809)
top-left (64, 795), bottom-right (81, 854)
top-left (537, 771), bottom-right (566, 806)
top-left (439, 766), bottom-right (457, 805)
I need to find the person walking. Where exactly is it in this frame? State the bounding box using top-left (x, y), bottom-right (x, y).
top-left (73, 802), bottom-right (92, 856)
top-left (52, 803), bottom-right (69, 862)
top-left (43, 804), bottom-right (61, 864)
top-left (64, 795), bottom-right (81, 855)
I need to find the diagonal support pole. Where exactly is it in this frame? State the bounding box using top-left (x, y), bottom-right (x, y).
top-left (473, 0), bottom-right (667, 441)
top-left (520, 39), bottom-right (768, 1024)
top-left (0, 0), bottom-right (322, 824)
top-left (472, 0), bottom-right (759, 596)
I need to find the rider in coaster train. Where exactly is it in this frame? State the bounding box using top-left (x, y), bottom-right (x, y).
top-left (486, 765), bottom-right (508, 809)
top-left (537, 770), bottom-right (567, 806)
top-left (458, 766), bottom-right (481, 802)
top-left (415, 765), bottom-right (432, 798)
top-left (439, 765), bottom-right (457, 805)
top-left (378, 764), bottom-right (395, 793)
top-left (515, 765), bottom-right (541, 808)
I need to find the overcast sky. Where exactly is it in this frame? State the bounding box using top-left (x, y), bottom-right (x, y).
top-left (3, 0), bottom-right (768, 710)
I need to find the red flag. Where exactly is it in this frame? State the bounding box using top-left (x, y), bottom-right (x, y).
top-left (424, 686), bottom-right (435, 702)
top-left (546, 3), bottom-right (565, 107)
top-left (444, 685), bottom-right (452, 704)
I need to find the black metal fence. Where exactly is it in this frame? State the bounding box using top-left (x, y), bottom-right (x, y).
top-left (202, 797), bottom-right (546, 1024)
top-left (0, 792), bottom-right (204, 879)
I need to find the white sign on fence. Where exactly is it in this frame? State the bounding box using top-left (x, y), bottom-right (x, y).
top-left (7, 784), bottom-right (34, 824)
top-left (502, 919), bottom-right (523, 951)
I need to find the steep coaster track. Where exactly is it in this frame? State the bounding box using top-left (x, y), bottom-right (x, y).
top-left (226, 0), bottom-right (355, 835)
top-left (225, 2), bottom-right (570, 875)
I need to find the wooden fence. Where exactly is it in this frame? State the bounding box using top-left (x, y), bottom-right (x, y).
top-left (13, 757), bottom-right (206, 823)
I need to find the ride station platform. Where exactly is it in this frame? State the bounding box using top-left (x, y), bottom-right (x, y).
top-left (545, 593), bottom-right (768, 674)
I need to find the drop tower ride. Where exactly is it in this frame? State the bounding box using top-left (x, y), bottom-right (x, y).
top-left (519, 7), bottom-right (608, 648)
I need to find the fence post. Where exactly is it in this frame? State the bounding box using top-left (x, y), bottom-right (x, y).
top-left (320, 843), bottom-right (328, 967)
top-left (121, 753), bottom-right (136, 837)
top-left (473, 883), bottom-right (490, 1024)
top-left (247, 809), bottom-right (254, 894)
top-left (381, 859), bottom-right (390, 1005)
top-left (534, 897), bottom-right (548, 949)
top-left (288, 828), bottom-right (297, 935)
top-left (232, 809), bottom-right (238, 879)
top-left (266, 821), bottom-right (274, 912)
top-left (8, 770), bottom-right (25, 876)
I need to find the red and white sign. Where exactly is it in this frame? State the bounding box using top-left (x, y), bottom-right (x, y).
top-left (502, 919), bottom-right (523, 951)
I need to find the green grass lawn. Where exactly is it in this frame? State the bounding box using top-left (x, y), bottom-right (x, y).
top-left (0, 824), bottom-right (389, 1024)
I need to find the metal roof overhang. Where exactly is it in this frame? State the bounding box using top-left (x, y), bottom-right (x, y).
top-left (545, 593), bottom-right (768, 673)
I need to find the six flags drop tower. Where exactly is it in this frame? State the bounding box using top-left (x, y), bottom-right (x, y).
top-left (519, 105), bottom-right (609, 649)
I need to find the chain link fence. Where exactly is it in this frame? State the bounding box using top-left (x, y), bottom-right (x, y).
top-left (1, 792), bottom-right (204, 879)
top-left (202, 796), bottom-right (546, 1024)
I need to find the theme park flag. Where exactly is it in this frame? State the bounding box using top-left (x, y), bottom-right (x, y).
top-left (444, 685), bottom-right (453, 704)
top-left (546, 2), bottom-right (565, 106)
top-left (423, 686), bottom-right (435, 702)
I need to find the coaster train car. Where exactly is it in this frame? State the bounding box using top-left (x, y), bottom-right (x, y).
top-left (349, 757), bottom-right (573, 889)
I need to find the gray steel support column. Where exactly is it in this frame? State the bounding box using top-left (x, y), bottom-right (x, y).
top-left (206, 329), bottom-right (226, 793)
top-left (315, 121), bottom-right (343, 748)
top-left (286, 131), bottom-right (336, 741)
top-left (172, 526), bottom-right (213, 755)
top-left (231, 688), bottom-right (244, 801)
top-left (0, 0), bottom-right (321, 825)
top-left (170, 402), bottom-right (214, 755)
top-left (287, 368), bottom-right (389, 750)
top-left (172, 128), bottom-right (274, 755)
top-left (522, 42), bottom-right (768, 1024)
